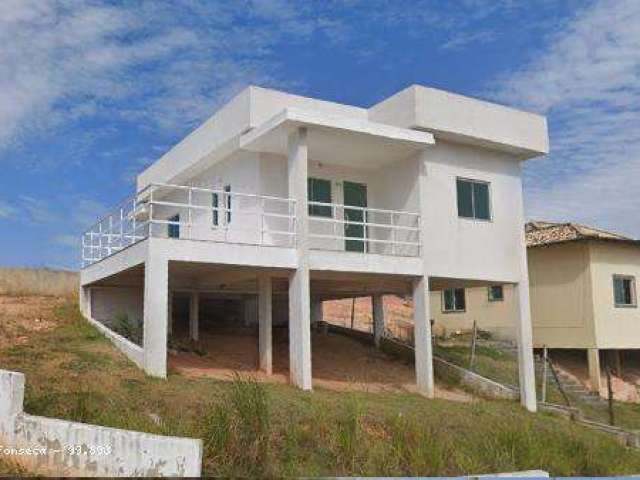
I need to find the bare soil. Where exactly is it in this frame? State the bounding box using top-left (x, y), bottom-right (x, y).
top-left (169, 326), bottom-right (470, 402)
top-left (0, 295), bottom-right (65, 350)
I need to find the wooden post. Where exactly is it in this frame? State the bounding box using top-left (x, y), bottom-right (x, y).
top-left (468, 320), bottom-right (477, 371)
top-left (548, 356), bottom-right (571, 407)
top-left (605, 357), bottom-right (615, 426)
top-left (541, 346), bottom-right (548, 403)
top-left (350, 297), bottom-right (356, 330)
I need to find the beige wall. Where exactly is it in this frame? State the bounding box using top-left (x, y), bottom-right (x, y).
top-left (430, 285), bottom-right (517, 341)
top-left (589, 242), bottom-right (640, 348)
top-left (528, 242), bottom-right (596, 348)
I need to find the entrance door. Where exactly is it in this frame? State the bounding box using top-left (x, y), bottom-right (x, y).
top-left (343, 181), bottom-right (367, 252)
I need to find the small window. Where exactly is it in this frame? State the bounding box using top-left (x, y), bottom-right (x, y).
top-left (613, 275), bottom-right (636, 307)
top-left (457, 178), bottom-right (491, 220)
top-left (168, 214), bottom-right (180, 238)
top-left (212, 192), bottom-right (219, 226)
top-left (308, 177), bottom-right (332, 217)
top-left (443, 288), bottom-right (466, 312)
top-left (488, 285), bottom-right (504, 302)
top-left (224, 185), bottom-right (231, 224)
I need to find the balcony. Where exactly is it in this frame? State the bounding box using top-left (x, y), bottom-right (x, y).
top-left (81, 183), bottom-right (421, 268)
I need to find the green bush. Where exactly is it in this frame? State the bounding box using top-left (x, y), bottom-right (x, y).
top-left (111, 313), bottom-right (142, 345)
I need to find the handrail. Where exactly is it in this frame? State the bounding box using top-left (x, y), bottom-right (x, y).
top-left (81, 182), bottom-right (422, 267)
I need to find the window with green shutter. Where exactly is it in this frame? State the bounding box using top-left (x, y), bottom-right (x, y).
top-left (613, 275), bottom-right (636, 307)
top-left (457, 178), bottom-right (491, 220)
top-left (442, 287), bottom-right (466, 312)
top-left (308, 178), bottom-right (332, 217)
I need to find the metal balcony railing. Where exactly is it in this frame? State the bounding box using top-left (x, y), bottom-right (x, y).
top-left (82, 183), bottom-right (422, 268)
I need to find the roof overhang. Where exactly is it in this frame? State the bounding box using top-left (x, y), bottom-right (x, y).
top-left (239, 107), bottom-right (435, 168)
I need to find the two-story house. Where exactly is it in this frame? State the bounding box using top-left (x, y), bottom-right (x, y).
top-left (79, 85), bottom-right (548, 411)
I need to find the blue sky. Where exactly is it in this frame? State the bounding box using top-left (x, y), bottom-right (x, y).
top-left (1, 0), bottom-right (638, 270)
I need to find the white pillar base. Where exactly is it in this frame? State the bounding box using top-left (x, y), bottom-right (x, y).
top-left (259, 275), bottom-right (273, 375)
top-left (588, 348), bottom-right (601, 393)
top-left (143, 257), bottom-right (168, 378)
top-left (515, 282), bottom-right (537, 412)
top-left (413, 277), bottom-right (434, 398)
top-left (189, 291), bottom-right (199, 342)
top-left (372, 294), bottom-right (385, 348)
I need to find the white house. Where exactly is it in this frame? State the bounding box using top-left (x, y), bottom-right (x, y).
top-left (79, 85), bottom-right (548, 411)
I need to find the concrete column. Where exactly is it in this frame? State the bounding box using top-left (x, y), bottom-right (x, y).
top-left (413, 277), bottom-right (435, 397)
top-left (372, 294), bottom-right (385, 348)
top-left (167, 290), bottom-right (173, 336)
top-left (143, 255), bottom-right (169, 378)
top-left (189, 291), bottom-right (199, 341)
top-left (288, 127), bottom-right (312, 390)
top-left (258, 274), bottom-right (273, 375)
top-left (311, 300), bottom-right (323, 325)
top-left (515, 281), bottom-right (537, 412)
top-left (588, 348), bottom-right (601, 392)
top-left (79, 285), bottom-right (92, 318)
top-left (613, 350), bottom-right (623, 377)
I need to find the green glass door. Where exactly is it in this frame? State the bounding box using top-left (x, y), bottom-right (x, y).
top-left (343, 181), bottom-right (367, 252)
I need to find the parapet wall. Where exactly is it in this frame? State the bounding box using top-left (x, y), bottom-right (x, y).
top-left (0, 369), bottom-right (202, 477)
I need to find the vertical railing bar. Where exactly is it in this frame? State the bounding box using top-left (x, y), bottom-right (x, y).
top-left (188, 187), bottom-right (193, 240)
top-left (149, 187), bottom-right (154, 239)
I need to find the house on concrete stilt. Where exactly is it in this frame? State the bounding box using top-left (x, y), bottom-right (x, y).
top-left (79, 85), bottom-right (548, 411)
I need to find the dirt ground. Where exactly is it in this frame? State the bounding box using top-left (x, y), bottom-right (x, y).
top-left (0, 295), bottom-right (65, 350)
top-left (169, 326), bottom-right (471, 402)
top-left (549, 350), bottom-right (640, 402)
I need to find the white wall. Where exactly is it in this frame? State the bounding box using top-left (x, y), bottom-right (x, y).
top-left (91, 286), bottom-right (144, 330)
top-left (421, 141), bottom-right (526, 283)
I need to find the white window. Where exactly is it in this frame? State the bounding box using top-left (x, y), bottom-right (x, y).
top-left (613, 275), bottom-right (636, 307)
top-left (442, 288), bottom-right (466, 312)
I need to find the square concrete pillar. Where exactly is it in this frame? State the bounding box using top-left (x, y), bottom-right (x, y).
top-left (288, 127), bottom-right (312, 390)
top-left (515, 281), bottom-right (537, 412)
top-left (143, 256), bottom-right (169, 378)
top-left (413, 277), bottom-right (434, 397)
top-left (372, 294), bottom-right (385, 348)
top-left (168, 290), bottom-right (173, 336)
top-left (311, 299), bottom-right (323, 325)
top-left (79, 285), bottom-right (92, 318)
top-left (189, 291), bottom-right (199, 341)
top-left (588, 348), bottom-right (601, 393)
top-left (258, 274), bottom-right (273, 375)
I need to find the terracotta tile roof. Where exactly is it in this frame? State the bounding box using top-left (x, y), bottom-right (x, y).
top-left (525, 221), bottom-right (633, 247)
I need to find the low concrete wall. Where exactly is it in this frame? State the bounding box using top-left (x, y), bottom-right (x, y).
top-left (324, 323), bottom-right (518, 400)
top-left (539, 402), bottom-right (640, 448)
top-left (0, 369), bottom-right (202, 477)
top-left (86, 315), bottom-right (144, 370)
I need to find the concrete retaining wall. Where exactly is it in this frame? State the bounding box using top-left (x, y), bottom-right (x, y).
top-left (86, 315), bottom-right (144, 370)
top-left (0, 369), bottom-right (202, 477)
top-left (324, 323), bottom-right (518, 400)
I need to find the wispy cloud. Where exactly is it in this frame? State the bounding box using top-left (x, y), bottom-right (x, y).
top-left (0, 200), bottom-right (16, 219)
top-left (493, 0), bottom-right (640, 236)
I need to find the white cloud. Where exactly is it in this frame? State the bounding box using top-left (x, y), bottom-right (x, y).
top-left (493, 0), bottom-right (640, 237)
top-left (0, 200), bottom-right (17, 219)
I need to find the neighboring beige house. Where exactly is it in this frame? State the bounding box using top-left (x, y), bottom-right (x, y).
top-left (436, 221), bottom-right (640, 392)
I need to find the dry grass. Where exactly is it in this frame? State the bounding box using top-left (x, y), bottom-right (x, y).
top-left (0, 268), bottom-right (78, 297)
top-left (3, 298), bottom-right (640, 476)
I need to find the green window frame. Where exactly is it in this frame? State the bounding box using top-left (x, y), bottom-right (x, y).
top-left (168, 214), bottom-right (180, 239)
top-left (613, 275), bottom-right (636, 307)
top-left (212, 192), bottom-right (219, 226)
top-left (442, 287), bottom-right (466, 312)
top-left (224, 185), bottom-right (231, 224)
top-left (488, 285), bottom-right (504, 302)
top-left (308, 177), bottom-right (332, 217)
top-left (457, 178), bottom-right (491, 221)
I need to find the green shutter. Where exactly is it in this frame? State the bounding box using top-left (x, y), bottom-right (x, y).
top-left (457, 179), bottom-right (473, 218)
top-left (473, 182), bottom-right (490, 220)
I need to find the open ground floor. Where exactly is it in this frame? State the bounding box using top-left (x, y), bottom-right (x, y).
top-left (79, 252), bottom-right (537, 411)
